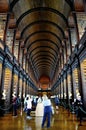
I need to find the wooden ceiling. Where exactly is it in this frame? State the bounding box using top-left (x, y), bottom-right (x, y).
top-left (0, 0), bottom-right (85, 86)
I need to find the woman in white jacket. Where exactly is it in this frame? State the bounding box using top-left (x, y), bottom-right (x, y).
top-left (26, 96), bottom-right (32, 119)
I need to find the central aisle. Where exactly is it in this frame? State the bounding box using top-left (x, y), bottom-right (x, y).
top-left (0, 107), bottom-right (86, 130)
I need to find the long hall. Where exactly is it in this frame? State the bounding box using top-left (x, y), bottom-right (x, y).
top-left (0, 0), bottom-right (86, 129)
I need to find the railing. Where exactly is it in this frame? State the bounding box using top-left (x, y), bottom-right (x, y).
top-left (61, 101), bottom-right (86, 125)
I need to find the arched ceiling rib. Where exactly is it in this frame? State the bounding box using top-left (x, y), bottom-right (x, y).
top-left (10, 0), bottom-right (71, 82)
top-left (16, 7), bottom-right (68, 26)
top-left (21, 20), bottom-right (65, 38)
top-left (25, 31), bottom-right (62, 48)
top-left (27, 39), bottom-right (59, 52)
top-left (32, 55), bottom-right (56, 66)
top-left (30, 50), bottom-right (57, 63)
top-left (29, 46), bottom-right (58, 60)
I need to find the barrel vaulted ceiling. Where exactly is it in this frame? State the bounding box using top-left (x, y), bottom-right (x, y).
top-left (10, 0), bottom-right (71, 81)
top-left (0, 0), bottom-right (85, 86)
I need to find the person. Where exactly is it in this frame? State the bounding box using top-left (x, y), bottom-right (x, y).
top-left (12, 94), bottom-right (18, 116)
top-left (32, 96), bottom-right (37, 111)
top-left (74, 95), bottom-right (83, 123)
top-left (41, 94), bottom-right (52, 128)
top-left (0, 92), bottom-right (4, 116)
top-left (54, 95), bottom-right (59, 110)
top-left (23, 96), bottom-right (27, 112)
top-left (26, 95), bottom-right (32, 119)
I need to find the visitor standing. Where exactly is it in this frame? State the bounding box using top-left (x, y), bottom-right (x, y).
top-left (41, 94), bottom-right (52, 128)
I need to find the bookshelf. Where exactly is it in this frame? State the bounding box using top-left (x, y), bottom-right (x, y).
top-left (72, 68), bottom-right (79, 98)
top-left (3, 68), bottom-right (12, 105)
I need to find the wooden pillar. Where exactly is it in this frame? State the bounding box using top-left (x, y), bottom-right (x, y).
top-left (68, 28), bottom-right (73, 54)
top-left (0, 60), bottom-right (6, 93)
top-left (21, 76), bottom-right (24, 102)
top-left (9, 65), bottom-right (14, 105)
top-left (25, 78), bottom-right (28, 97)
top-left (59, 79), bottom-right (61, 100)
top-left (62, 76), bottom-right (64, 101)
top-left (70, 65), bottom-right (74, 102)
top-left (63, 49), bottom-right (65, 66)
top-left (65, 71), bottom-right (69, 104)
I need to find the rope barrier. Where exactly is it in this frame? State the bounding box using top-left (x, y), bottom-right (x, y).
top-left (58, 101), bottom-right (86, 126)
top-left (0, 104), bottom-right (13, 111)
top-left (79, 106), bottom-right (86, 114)
top-left (69, 104), bottom-right (79, 112)
top-left (0, 102), bottom-right (21, 112)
